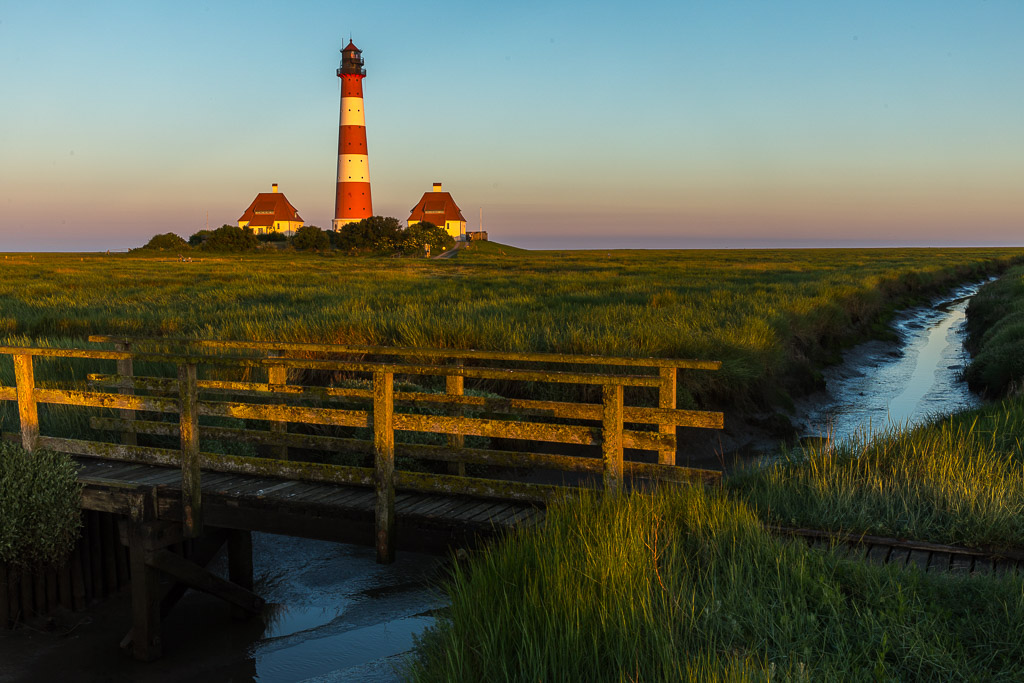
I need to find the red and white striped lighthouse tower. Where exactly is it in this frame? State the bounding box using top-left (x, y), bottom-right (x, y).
top-left (333, 41), bottom-right (372, 230)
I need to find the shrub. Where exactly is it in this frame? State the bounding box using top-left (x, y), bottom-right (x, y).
top-left (292, 225), bottom-right (330, 251)
top-left (140, 232), bottom-right (189, 251)
top-left (335, 216), bottom-right (404, 252)
top-left (402, 222), bottom-right (455, 255)
top-left (0, 442), bottom-right (82, 569)
top-left (187, 229), bottom-right (213, 247)
top-left (257, 231), bottom-right (288, 243)
top-left (200, 225), bottom-right (259, 252)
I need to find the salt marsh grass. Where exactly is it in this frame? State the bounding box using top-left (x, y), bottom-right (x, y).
top-left (1, 248), bottom-right (1021, 412)
top-left (731, 399), bottom-right (1024, 549)
top-left (409, 486), bottom-right (1024, 681)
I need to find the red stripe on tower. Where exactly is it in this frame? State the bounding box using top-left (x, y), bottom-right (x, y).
top-left (333, 41), bottom-right (373, 231)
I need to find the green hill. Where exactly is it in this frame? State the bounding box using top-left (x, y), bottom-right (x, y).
top-left (456, 240), bottom-right (529, 257)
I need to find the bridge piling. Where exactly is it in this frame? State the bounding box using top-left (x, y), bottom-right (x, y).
top-left (178, 363), bottom-right (203, 539)
top-left (374, 371), bottom-right (396, 564)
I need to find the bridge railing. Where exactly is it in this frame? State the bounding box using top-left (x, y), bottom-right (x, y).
top-left (0, 338), bottom-right (724, 562)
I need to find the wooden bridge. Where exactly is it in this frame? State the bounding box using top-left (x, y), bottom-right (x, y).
top-left (0, 337), bottom-right (723, 659)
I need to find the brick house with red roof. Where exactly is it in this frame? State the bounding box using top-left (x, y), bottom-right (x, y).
top-left (237, 183), bottom-right (304, 236)
top-left (407, 182), bottom-right (467, 240)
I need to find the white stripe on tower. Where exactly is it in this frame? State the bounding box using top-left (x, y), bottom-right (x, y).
top-left (338, 154), bottom-right (370, 182)
top-left (340, 98), bottom-right (365, 127)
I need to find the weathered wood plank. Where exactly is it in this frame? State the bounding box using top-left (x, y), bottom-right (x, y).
top-left (972, 558), bottom-right (994, 574)
top-left (464, 503), bottom-right (520, 524)
top-left (446, 370), bottom-right (466, 477)
top-left (394, 470), bottom-right (561, 504)
top-left (178, 364), bottom-right (202, 539)
top-left (34, 388), bottom-right (178, 414)
top-left (115, 342), bottom-right (138, 447)
top-left (950, 555), bottom-right (972, 573)
top-left (929, 553), bottom-right (952, 572)
top-left (145, 548), bottom-right (263, 614)
top-left (602, 384), bottom-right (624, 494)
top-left (267, 351), bottom-right (289, 461)
top-left (657, 367), bottom-right (676, 465)
top-left (127, 518), bottom-right (161, 661)
top-left (13, 354), bottom-right (39, 451)
top-left (87, 335), bottom-right (721, 370)
top-left (887, 548), bottom-right (910, 568)
top-left (907, 549), bottom-right (931, 571)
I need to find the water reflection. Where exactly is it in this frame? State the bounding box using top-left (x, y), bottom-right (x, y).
top-left (230, 533), bottom-right (447, 682)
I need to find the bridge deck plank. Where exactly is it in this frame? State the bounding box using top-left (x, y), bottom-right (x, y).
top-left (72, 457), bottom-right (542, 554)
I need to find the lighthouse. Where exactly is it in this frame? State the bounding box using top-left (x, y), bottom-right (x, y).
top-left (333, 41), bottom-right (372, 230)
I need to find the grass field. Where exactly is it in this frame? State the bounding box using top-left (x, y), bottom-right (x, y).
top-left (2, 247), bottom-right (1021, 412)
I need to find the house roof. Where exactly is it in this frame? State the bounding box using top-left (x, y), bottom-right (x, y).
top-left (238, 191), bottom-right (304, 227)
top-left (408, 191), bottom-right (466, 225)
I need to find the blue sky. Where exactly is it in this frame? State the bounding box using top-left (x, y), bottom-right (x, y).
top-left (1, 1), bottom-right (1021, 250)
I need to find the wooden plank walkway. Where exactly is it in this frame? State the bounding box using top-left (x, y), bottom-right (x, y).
top-left (789, 530), bottom-right (1024, 575)
top-left (75, 456), bottom-right (543, 555)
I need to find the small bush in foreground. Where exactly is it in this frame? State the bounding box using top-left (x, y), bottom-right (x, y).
top-left (409, 487), bottom-right (1024, 681)
top-left (0, 442), bottom-right (82, 569)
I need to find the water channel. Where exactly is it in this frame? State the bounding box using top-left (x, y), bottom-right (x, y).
top-left (793, 278), bottom-right (988, 445)
top-left (0, 280), bottom-right (991, 683)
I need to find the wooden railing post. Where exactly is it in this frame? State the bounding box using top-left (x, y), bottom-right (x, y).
top-left (658, 367), bottom-right (677, 466)
top-left (13, 354), bottom-right (39, 452)
top-left (602, 384), bottom-right (624, 495)
top-left (178, 363), bottom-right (202, 538)
top-left (268, 350), bottom-right (288, 460)
top-left (373, 371), bottom-right (395, 564)
top-left (115, 341), bottom-right (137, 446)
top-left (446, 361), bottom-right (465, 477)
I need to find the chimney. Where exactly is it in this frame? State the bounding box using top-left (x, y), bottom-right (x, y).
top-left (272, 183), bottom-right (279, 193)
top-left (432, 182), bottom-right (442, 192)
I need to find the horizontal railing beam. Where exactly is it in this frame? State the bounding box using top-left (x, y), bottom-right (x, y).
top-left (90, 416), bottom-right (675, 474)
top-left (86, 373), bottom-right (725, 430)
top-left (86, 335), bottom-right (722, 371)
top-left (3, 346), bottom-right (663, 387)
top-left (34, 388), bottom-right (179, 413)
top-left (198, 399), bottom-right (371, 428)
top-left (33, 436), bottom-right (376, 488)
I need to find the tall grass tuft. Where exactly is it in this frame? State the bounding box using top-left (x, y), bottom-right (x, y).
top-left (408, 486), bottom-right (1024, 681)
top-left (731, 398), bottom-right (1024, 549)
top-left (0, 442), bottom-right (82, 569)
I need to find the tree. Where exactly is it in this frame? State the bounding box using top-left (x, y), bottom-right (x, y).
top-left (200, 225), bottom-right (259, 252)
top-left (292, 225), bottom-right (330, 251)
top-left (335, 216), bottom-right (404, 252)
top-left (140, 232), bottom-right (189, 251)
top-left (401, 222), bottom-right (455, 255)
top-left (188, 230), bottom-right (213, 247)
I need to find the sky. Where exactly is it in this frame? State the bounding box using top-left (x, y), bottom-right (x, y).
top-left (0, 0), bottom-right (1021, 251)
